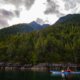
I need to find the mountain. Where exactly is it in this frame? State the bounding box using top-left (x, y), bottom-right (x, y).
top-left (0, 21), bottom-right (49, 40)
top-left (29, 21), bottom-right (49, 30)
top-left (0, 14), bottom-right (80, 40)
top-left (0, 14), bottom-right (80, 64)
top-left (0, 23), bottom-right (34, 40)
top-left (29, 21), bottom-right (43, 30)
top-left (42, 24), bottom-right (50, 28)
top-left (1, 14), bottom-right (80, 64)
top-left (56, 14), bottom-right (80, 24)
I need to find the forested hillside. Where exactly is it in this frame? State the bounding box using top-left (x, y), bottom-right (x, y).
top-left (0, 14), bottom-right (80, 64)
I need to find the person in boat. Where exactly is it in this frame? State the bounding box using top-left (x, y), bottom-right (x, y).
top-left (65, 67), bottom-right (72, 72)
top-left (61, 67), bottom-right (72, 72)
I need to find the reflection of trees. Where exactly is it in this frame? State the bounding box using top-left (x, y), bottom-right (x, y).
top-left (62, 74), bottom-right (73, 80)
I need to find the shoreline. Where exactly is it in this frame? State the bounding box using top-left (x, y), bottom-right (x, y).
top-left (0, 63), bottom-right (79, 71)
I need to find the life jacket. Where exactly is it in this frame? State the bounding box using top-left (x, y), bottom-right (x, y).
top-left (65, 69), bottom-right (72, 72)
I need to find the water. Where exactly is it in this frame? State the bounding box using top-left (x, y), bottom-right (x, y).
top-left (0, 71), bottom-right (80, 80)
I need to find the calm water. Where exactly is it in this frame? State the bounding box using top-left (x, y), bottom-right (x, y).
top-left (0, 71), bottom-right (80, 80)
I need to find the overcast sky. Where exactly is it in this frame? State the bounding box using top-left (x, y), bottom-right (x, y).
top-left (0, 0), bottom-right (80, 28)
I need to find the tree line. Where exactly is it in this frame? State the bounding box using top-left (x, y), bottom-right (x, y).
top-left (0, 22), bottom-right (80, 64)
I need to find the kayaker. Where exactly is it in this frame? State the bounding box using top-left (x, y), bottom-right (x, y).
top-left (65, 67), bottom-right (72, 72)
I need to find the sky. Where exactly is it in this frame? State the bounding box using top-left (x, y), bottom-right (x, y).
top-left (0, 0), bottom-right (80, 28)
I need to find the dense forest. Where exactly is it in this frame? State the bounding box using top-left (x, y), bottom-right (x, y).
top-left (0, 14), bottom-right (80, 64)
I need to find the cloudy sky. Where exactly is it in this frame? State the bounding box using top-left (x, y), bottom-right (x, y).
top-left (0, 0), bottom-right (80, 28)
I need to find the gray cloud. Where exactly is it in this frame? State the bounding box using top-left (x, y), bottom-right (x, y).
top-left (57, 13), bottom-right (65, 17)
top-left (2, 0), bottom-right (35, 10)
top-left (44, 0), bottom-right (59, 14)
top-left (36, 18), bottom-right (44, 25)
top-left (24, 0), bottom-right (35, 10)
top-left (64, 0), bottom-right (76, 10)
top-left (14, 10), bottom-right (20, 17)
top-left (2, 0), bottom-right (23, 7)
top-left (0, 0), bottom-right (36, 28)
top-left (64, 0), bottom-right (80, 10)
top-left (0, 9), bottom-right (21, 19)
top-left (0, 19), bottom-right (8, 28)
top-left (0, 9), bottom-right (18, 28)
top-left (44, 0), bottom-right (80, 17)
top-left (0, 0), bottom-right (80, 28)
top-left (0, 9), bottom-right (14, 19)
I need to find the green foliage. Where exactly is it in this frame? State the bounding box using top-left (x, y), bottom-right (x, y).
top-left (0, 14), bottom-right (80, 64)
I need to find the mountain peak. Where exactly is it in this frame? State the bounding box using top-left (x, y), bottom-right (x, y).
top-left (30, 21), bottom-right (41, 26)
top-left (29, 21), bottom-right (43, 30)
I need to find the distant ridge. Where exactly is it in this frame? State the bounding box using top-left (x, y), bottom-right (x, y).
top-left (0, 21), bottom-right (49, 39)
top-left (56, 14), bottom-right (80, 24)
top-left (29, 21), bottom-right (49, 30)
top-left (29, 21), bottom-right (43, 30)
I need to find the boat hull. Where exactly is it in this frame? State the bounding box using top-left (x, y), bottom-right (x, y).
top-left (50, 71), bottom-right (80, 75)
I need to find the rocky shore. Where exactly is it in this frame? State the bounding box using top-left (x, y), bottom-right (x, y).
top-left (0, 63), bottom-right (49, 71)
top-left (0, 63), bottom-right (79, 71)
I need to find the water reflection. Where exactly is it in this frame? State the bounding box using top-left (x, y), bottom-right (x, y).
top-left (62, 74), bottom-right (74, 80)
top-left (0, 71), bottom-right (80, 80)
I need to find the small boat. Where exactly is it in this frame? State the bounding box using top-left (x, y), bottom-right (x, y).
top-left (50, 71), bottom-right (80, 75)
top-left (50, 71), bottom-right (69, 75)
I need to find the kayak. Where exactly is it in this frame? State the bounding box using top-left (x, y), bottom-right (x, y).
top-left (50, 71), bottom-right (69, 75)
top-left (50, 71), bottom-right (80, 75)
